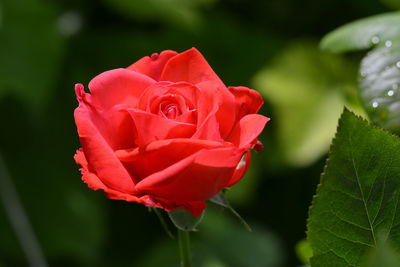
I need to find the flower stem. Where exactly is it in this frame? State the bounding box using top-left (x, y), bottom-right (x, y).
top-left (178, 229), bottom-right (192, 267)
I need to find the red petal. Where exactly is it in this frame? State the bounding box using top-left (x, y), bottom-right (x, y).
top-left (192, 112), bottom-right (222, 141)
top-left (115, 138), bottom-right (230, 181)
top-left (88, 68), bottom-right (155, 110)
top-left (137, 82), bottom-right (199, 112)
top-left (227, 114), bottom-right (270, 148)
top-left (126, 108), bottom-right (196, 146)
top-left (135, 147), bottom-right (245, 201)
top-left (228, 86), bottom-right (264, 119)
top-left (75, 149), bottom-right (157, 205)
top-left (159, 48), bottom-right (224, 86)
top-left (74, 84), bottom-right (137, 191)
top-left (127, 50), bottom-right (178, 81)
top-left (196, 80), bottom-right (236, 139)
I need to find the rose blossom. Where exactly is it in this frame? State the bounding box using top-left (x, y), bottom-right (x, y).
top-left (74, 48), bottom-right (269, 216)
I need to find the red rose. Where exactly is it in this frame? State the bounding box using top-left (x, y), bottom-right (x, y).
top-left (74, 48), bottom-right (269, 216)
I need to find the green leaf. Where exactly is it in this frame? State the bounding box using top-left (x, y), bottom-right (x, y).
top-left (252, 42), bottom-right (361, 167)
top-left (168, 209), bottom-right (205, 231)
top-left (307, 109), bottom-right (400, 266)
top-left (359, 38), bottom-right (400, 133)
top-left (321, 11), bottom-right (400, 53)
top-left (320, 11), bottom-right (400, 53)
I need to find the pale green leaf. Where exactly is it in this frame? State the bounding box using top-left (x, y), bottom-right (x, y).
top-left (359, 38), bottom-right (400, 133)
top-left (361, 236), bottom-right (400, 267)
top-left (252, 42), bottom-right (361, 166)
top-left (320, 11), bottom-right (400, 53)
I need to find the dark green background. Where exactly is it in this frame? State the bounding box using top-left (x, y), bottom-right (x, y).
top-left (0, 0), bottom-right (394, 266)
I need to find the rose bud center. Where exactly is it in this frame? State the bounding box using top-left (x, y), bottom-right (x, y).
top-left (150, 93), bottom-right (188, 120)
top-left (163, 103), bottom-right (179, 119)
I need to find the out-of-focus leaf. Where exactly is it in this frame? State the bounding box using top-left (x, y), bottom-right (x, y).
top-left (103, 0), bottom-right (216, 30)
top-left (0, 0), bottom-right (65, 110)
top-left (0, 97), bottom-right (107, 265)
top-left (381, 0), bottom-right (400, 9)
top-left (137, 206), bottom-right (284, 267)
top-left (253, 42), bottom-right (361, 167)
top-left (295, 239), bottom-right (313, 264)
top-left (359, 38), bottom-right (400, 133)
top-left (199, 209), bottom-right (283, 267)
top-left (308, 109), bottom-right (400, 266)
top-left (361, 236), bottom-right (400, 267)
top-left (320, 11), bottom-right (400, 53)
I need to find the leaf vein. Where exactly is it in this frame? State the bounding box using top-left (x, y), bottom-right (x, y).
top-left (348, 133), bottom-right (377, 247)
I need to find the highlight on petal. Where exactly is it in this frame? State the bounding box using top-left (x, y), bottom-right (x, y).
top-left (126, 50), bottom-right (178, 81)
top-left (227, 114), bottom-right (270, 148)
top-left (227, 151), bottom-right (251, 187)
top-left (74, 88), bottom-right (138, 190)
top-left (135, 147), bottom-right (245, 202)
top-left (88, 68), bottom-right (155, 110)
top-left (160, 48), bottom-right (224, 85)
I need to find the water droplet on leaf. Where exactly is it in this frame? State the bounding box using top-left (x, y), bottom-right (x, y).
top-left (371, 36), bottom-right (380, 45)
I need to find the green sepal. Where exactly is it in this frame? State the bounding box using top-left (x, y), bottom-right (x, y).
top-left (168, 209), bottom-right (205, 232)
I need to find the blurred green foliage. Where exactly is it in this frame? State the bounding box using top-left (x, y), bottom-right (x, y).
top-left (0, 0), bottom-right (395, 266)
top-left (253, 42), bottom-right (360, 167)
top-left (295, 239), bottom-right (312, 265)
top-left (361, 236), bottom-right (400, 267)
top-left (137, 206), bottom-right (283, 267)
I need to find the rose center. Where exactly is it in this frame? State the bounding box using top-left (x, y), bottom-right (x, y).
top-left (162, 104), bottom-right (179, 119)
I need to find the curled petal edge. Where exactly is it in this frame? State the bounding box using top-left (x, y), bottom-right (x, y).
top-left (74, 149), bottom-right (206, 216)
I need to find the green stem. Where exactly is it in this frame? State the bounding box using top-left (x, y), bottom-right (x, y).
top-left (178, 229), bottom-right (192, 267)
